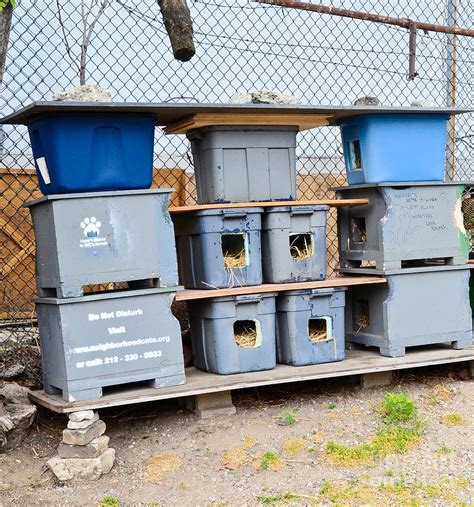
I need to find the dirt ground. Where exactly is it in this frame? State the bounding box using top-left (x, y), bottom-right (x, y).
top-left (0, 365), bottom-right (473, 506)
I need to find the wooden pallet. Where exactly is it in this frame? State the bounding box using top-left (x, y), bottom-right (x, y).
top-left (29, 346), bottom-right (474, 414)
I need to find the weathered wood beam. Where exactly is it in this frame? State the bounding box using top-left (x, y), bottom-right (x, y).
top-left (157, 0), bottom-right (195, 62)
top-left (0, 4), bottom-right (13, 84)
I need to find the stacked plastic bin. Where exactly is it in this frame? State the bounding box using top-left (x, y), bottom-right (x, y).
top-left (336, 112), bottom-right (473, 357)
top-left (24, 112), bottom-right (185, 401)
top-left (174, 125), bottom-right (346, 374)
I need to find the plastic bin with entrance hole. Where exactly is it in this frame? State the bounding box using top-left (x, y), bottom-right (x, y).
top-left (27, 112), bottom-right (155, 194)
top-left (187, 293), bottom-right (277, 374)
top-left (336, 182), bottom-right (469, 271)
top-left (262, 205), bottom-right (329, 283)
top-left (340, 113), bottom-right (449, 184)
top-left (276, 288), bottom-right (346, 366)
top-left (173, 207), bottom-right (263, 289)
top-left (343, 265), bottom-right (472, 357)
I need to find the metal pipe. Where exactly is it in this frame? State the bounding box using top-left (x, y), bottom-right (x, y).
top-left (254, 0), bottom-right (474, 37)
top-left (445, 0), bottom-right (458, 180)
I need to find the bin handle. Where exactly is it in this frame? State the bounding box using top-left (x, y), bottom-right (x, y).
top-left (290, 209), bottom-right (314, 216)
top-left (235, 295), bottom-right (261, 304)
top-left (222, 209), bottom-right (250, 219)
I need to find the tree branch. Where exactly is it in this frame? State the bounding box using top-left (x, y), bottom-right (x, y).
top-left (55, 0), bottom-right (81, 73)
top-left (80, 0), bottom-right (109, 85)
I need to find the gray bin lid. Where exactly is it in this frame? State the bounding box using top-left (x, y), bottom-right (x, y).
top-left (24, 188), bottom-right (175, 208)
top-left (34, 286), bottom-right (183, 305)
top-left (264, 204), bottom-right (330, 213)
top-left (333, 181), bottom-right (473, 192)
top-left (207, 292), bottom-right (278, 303)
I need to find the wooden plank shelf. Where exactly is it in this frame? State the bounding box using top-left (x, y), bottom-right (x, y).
top-left (175, 276), bottom-right (386, 301)
top-left (29, 345), bottom-right (474, 414)
top-left (163, 112), bottom-right (333, 134)
top-left (169, 198), bottom-right (368, 214)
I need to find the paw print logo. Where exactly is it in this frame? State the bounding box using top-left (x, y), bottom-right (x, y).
top-left (80, 217), bottom-right (101, 238)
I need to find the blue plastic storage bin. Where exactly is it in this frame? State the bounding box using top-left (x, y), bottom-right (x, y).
top-left (340, 113), bottom-right (449, 184)
top-left (27, 112), bottom-right (156, 194)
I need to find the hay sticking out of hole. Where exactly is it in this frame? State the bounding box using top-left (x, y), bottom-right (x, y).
top-left (234, 320), bottom-right (257, 348)
top-left (223, 249), bottom-right (247, 269)
top-left (290, 234), bottom-right (313, 260)
top-left (356, 300), bottom-right (370, 333)
top-left (308, 319), bottom-right (329, 342)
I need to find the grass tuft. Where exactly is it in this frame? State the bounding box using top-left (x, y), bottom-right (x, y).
top-left (99, 497), bottom-right (119, 506)
top-left (258, 451), bottom-right (284, 471)
top-left (442, 413), bottom-right (465, 426)
top-left (324, 391), bottom-right (423, 467)
top-left (275, 407), bottom-right (300, 426)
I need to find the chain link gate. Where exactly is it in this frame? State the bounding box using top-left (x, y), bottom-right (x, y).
top-left (0, 0), bottom-right (472, 384)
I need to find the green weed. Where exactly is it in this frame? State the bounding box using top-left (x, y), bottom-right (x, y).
top-left (276, 407), bottom-right (300, 426)
top-left (382, 390), bottom-right (416, 424)
top-left (99, 497), bottom-right (119, 506)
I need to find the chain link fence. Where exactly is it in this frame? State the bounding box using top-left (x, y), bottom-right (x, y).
top-left (0, 0), bottom-right (472, 383)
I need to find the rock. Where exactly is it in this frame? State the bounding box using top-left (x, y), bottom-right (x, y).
top-left (58, 435), bottom-right (110, 459)
top-left (47, 447), bottom-right (115, 482)
top-left (0, 383), bottom-right (37, 451)
top-left (52, 84), bottom-right (111, 102)
top-left (227, 90), bottom-right (300, 105)
top-left (0, 364), bottom-right (25, 380)
top-left (353, 96), bottom-right (380, 106)
top-left (67, 412), bottom-right (99, 429)
top-left (99, 447), bottom-right (116, 475)
top-left (0, 404), bottom-right (36, 451)
top-left (0, 382), bottom-right (31, 405)
top-left (411, 99), bottom-right (437, 107)
top-left (62, 419), bottom-right (106, 446)
top-left (68, 410), bottom-right (96, 423)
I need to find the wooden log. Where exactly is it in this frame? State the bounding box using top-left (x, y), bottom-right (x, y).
top-left (0, 3), bottom-right (13, 84)
top-left (157, 0), bottom-right (195, 62)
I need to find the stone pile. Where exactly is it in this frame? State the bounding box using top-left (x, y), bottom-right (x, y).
top-left (48, 410), bottom-right (115, 481)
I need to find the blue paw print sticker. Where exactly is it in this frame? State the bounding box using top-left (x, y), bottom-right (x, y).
top-left (80, 217), bottom-right (101, 238)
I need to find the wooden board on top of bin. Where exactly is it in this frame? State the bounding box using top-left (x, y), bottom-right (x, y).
top-left (169, 198), bottom-right (368, 214)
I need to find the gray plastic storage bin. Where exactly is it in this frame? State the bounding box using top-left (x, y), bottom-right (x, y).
top-left (26, 189), bottom-right (179, 297)
top-left (343, 266), bottom-right (472, 357)
top-left (173, 207), bottom-right (263, 289)
top-left (187, 293), bottom-right (277, 374)
top-left (276, 288), bottom-right (346, 366)
top-left (262, 205), bottom-right (329, 283)
top-left (36, 287), bottom-right (185, 401)
top-left (336, 182), bottom-right (468, 272)
top-left (187, 126), bottom-right (297, 203)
